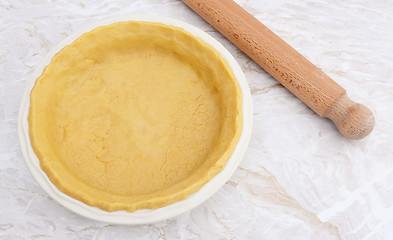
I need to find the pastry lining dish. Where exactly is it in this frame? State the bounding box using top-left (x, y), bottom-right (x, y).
top-left (28, 21), bottom-right (242, 212)
top-left (19, 16), bottom-right (252, 224)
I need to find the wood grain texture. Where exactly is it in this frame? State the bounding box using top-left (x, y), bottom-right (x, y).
top-left (182, 0), bottom-right (375, 139)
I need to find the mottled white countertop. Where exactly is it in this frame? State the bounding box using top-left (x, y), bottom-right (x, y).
top-left (1, 0), bottom-right (393, 239)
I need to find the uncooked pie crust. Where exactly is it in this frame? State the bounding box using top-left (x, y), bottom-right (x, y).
top-left (29, 21), bottom-right (242, 212)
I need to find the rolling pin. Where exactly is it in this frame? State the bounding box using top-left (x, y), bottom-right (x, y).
top-left (182, 0), bottom-right (375, 139)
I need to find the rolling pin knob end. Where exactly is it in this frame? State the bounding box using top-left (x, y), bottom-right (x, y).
top-left (325, 94), bottom-right (375, 140)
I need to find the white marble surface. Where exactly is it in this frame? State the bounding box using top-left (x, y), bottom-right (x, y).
top-left (1, 0), bottom-right (392, 239)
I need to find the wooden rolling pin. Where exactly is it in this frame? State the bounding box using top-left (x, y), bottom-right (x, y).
top-left (182, 0), bottom-right (375, 139)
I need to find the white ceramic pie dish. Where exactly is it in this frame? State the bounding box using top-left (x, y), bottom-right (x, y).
top-left (18, 15), bottom-right (252, 224)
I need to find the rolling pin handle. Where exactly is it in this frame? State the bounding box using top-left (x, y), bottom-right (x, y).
top-left (324, 94), bottom-right (375, 140)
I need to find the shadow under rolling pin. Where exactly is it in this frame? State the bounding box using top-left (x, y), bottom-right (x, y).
top-left (182, 0), bottom-right (375, 140)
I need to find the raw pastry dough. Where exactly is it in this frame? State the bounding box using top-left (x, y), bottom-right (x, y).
top-left (29, 21), bottom-right (242, 211)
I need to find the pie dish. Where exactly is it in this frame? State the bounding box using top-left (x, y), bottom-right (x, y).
top-left (18, 16), bottom-right (252, 224)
